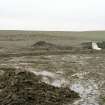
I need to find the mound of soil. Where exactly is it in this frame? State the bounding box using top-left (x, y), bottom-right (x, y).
top-left (0, 68), bottom-right (80, 105)
top-left (81, 42), bottom-right (92, 49)
top-left (32, 41), bottom-right (60, 50)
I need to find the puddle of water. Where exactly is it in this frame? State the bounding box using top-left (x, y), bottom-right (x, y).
top-left (51, 78), bottom-right (69, 87)
top-left (28, 69), bottom-right (101, 105)
top-left (51, 79), bottom-right (62, 87)
top-left (29, 69), bottom-right (69, 87)
top-left (70, 79), bottom-right (100, 105)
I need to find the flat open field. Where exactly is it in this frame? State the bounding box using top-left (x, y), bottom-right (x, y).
top-left (0, 30), bottom-right (105, 105)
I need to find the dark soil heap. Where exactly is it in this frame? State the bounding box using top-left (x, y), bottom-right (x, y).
top-left (32, 41), bottom-right (61, 50)
top-left (0, 68), bottom-right (80, 105)
top-left (81, 42), bottom-right (92, 49)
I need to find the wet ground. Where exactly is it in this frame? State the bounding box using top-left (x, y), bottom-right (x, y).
top-left (0, 53), bottom-right (105, 105)
top-left (0, 31), bottom-right (105, 104)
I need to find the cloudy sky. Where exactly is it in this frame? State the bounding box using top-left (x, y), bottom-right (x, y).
top-left (0, 0), bottom-right (105, 31)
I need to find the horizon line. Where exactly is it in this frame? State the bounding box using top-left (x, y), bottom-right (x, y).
top-left (0, 29), bottom-right (105, 32)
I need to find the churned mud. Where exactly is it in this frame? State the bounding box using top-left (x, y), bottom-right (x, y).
top-left (0, 53), bottom-right (105, 105)
top-left (0, 68), bottom-right (80, 105)
top-left (0, 39), bottom-right (105, 105)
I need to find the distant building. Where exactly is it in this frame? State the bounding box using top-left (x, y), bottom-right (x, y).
top-left (81, 41), bottom-right (105, 50)
top-left (92, 42), bottom-right (101, 50)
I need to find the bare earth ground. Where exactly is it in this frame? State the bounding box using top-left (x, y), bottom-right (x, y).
top-left (0, 30), bottom-right (105, 105)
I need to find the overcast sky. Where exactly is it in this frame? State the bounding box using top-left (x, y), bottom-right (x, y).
top-left (0, 0), bottom-right (105, 31)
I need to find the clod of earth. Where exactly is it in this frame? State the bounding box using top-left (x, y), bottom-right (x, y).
top-left (0, 68), bottom-right (80, 105)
